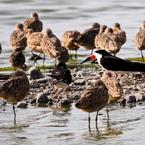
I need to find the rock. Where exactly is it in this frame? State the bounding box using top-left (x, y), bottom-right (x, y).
top-left (126, 95), bottom-right (136, 103)
top-left (29, 66), bottom-right (44, 80)
top-left (17, 102), bottom-right (28, 108)
top-left (74, 79), bottom-right (85, 85)
top-left (119, 98), bottom-right (126, 106)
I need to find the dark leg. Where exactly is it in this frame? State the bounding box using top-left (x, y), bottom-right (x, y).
top-left (69, 50), bottom-right (72, 60)
top-left (88, 113), bottom-right (91, 132)
top-left (106, 105), bottom-right (110, 128)
top-left (90, 48), bottom-right (94, 54)
top-left (43, 53), bottom-right (45, 66)
top-left (95, 111), bottom-right (99, 132)
top-left (13, 104), bottom-right (17, 126)
top-left (75, 49), bottom-right (77, 60)
top-left (141, 50), bottom-right (144, 61)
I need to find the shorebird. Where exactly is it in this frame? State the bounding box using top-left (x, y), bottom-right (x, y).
top-left (62, 30), bottom-right (81, 59)
top-left (23, 12), bottom-right (43, 33)
top-left (74, 22), bottom-right (100, 54)
top-left (49, 62), bottom-right (72, 99)
top-left (101, 71), bottom-right (123, 104)
top-left (75, 79), bottom-right (109, 132)
top-left (26, 29), bottom-right (44, 64)
top-left (0, 70), bottom-right (29, 125)
top-left (112, 22), bottom-right (127, 46)
top-left (80, 50), bottom-right (145, 72)
top-left (95, 27), bottom-right (121, 55)
top-left (135, 21), bottom-right (145, 61)
top-left (40, 28), bottom-right (69, 66)
top-left (9, 23), bottom-right (27, 52)
top-left (10, 51), bottom-right (27, 70)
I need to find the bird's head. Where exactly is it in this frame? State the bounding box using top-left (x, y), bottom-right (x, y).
top-left (80, 50), bottom-right (111, 64)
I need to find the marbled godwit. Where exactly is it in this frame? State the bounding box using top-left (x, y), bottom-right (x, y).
top-left (62, 30), bottom-right (80, 59)
top-left (95, 27), bottom-right (121, 55)
top-left (10, 51), bottom-right (27, 70)
top-left (112, 22), bottom-right (127, 46)
top-left (80, 50), bottom-right (145, 72)
top-left (40, 28), bottom-right (66, 66)
top-left (23, 12), bottom-right (43, 33)
top-left (0, 70), bottom-right (29, 125)
top-left (135, 21), bottom-right (145, 61)
top-left (9, 23), bottom-right (27, 52)
top-left (101, 71), bottom-right (123, 104)
top-left (75, 22), bottom-right (100, 54)
top-left (75, 80), bottom-right (109, 132)
top-left (26, 29), bottom-right (44, 63)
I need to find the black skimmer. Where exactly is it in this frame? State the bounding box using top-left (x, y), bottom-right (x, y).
top-left (80, 50), bottom-right (145, 72)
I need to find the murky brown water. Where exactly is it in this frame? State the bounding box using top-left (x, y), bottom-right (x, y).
top-left (0, 0), bottom-right (145, 144)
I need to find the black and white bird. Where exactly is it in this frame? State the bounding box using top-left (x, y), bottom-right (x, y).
top-left (80, 50), bottom-right (145, 72)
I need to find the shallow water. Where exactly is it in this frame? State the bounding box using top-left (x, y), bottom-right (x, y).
top-left (0, 0), bottom-right (145, 67)
top-left (1, 103), bottom-right (145, 145)
top-left (0, 0), bottom-right (145, 144)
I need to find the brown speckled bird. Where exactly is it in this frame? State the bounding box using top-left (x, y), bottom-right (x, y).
top-left (101, 71), bottom-right (123, 104)
top-left (75, 22), bottom-right (100, 54)
top-left (0, 70), bottom-right (29, 125)
top-left (75, 79), bottom-right (109, 132)
top-left (135, 22), bottom-right (145, 61)
top-left (10, 51), bottom-right (27, 70)
top-left (23, 12), bottom-right (43, 33)
top-left (112, 22), bottom-right (127, 46)
top-left (62, 30), bottom-right (81, 59)
top-left (9, 23), bottom-right (27, 52)
top-left (40, 28), bottom-right (68, 66)
top-left (95, 27), bottom-right (121, 55)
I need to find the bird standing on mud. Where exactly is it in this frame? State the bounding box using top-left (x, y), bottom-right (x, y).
top-left (0, 70), bottom-right (29, 126)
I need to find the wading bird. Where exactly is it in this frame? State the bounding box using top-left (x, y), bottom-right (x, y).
top-left (0, 70), bottom-right (29, 126)
top-left (9, 23), bottom-right (27, 52)
top-left (135, 21), bottom-right (145, 61)
top-left (23, 12), bottom-right (43, 33)
top-left (75, 80), bottom-right (109, 132)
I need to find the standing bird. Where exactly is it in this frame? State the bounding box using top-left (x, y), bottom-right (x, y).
top-left (9, 23), bottom-right (27, 52)
top-left (101, 71), bottom-right (123, 104)
top-left (80, 50), bottom-right (145, 72)
top-left (75, 80), bottom-right (109, 132)
top-left (23, 12), bottom-right (43, 33)
top-left (95, 27), bottom-right (121, 55)
top-left (62, 30), bottom-right (81, 59)
top-left (112, 22), bottom-right (127, 46)
top-left (26, 29), bottom-right (44, 64)
top-left (49, 62), bottom-right (72, 99)
top-left (0, 70), bottom-right (29, 125)
top-left (74, 22), bottom-right (100, 54)
top-left (10, 51), bottom-right (27, 70)
top-left (40, 28), bottom-right (68, 66)
top-left (135, 22), bottom-right (145, 61)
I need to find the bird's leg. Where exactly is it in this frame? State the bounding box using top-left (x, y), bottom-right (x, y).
top-left (106, 105), bottom-right (110, 128)
top-left (88, 113), bottom-right (91, 133)
top-left (75, 49), bottom-right (77, 60)
top-left (54, 57), bottom-right (57, 68)
top-left (13, 104), bottom-right (17, 127)
top-left (69, 50), bottom-right (72, 60)
top-left (43, 53), bottom-right (45, 66)
top-left (95, 111), bottom-right (99, 132)
top-left (141, 50), bottom-right (144, 61)
top-left (90, 48), bottom-right (94, 55)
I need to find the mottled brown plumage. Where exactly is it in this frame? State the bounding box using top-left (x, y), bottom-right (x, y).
top-left (135, 22), bottom-right (145, 61)
top-left (75, 79), bottom-right (109, 131)
top-left (112, 22), bottom-right (127, 46)
top-left (75, 22), bottom-right (100, 54)
top-left (0, 70), bottom-right (29, 125)
top-left (23, 12), bottom-right (43, 33)
top-left (101, 71), bottom-right (123, 104)
top-left (62, 30), bottom-right (80, 59)
top-left (95, 27), bottom-right (121, 55)
top-left (26, 29), bottom-right (44, 53)
top-left (10, 51), bottom-right (26, 70)
top-left (9, 23), bottom-right (27, 51)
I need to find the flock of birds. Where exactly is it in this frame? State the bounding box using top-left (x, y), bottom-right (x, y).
top-left (0, 12), bottom-right (145, 131)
